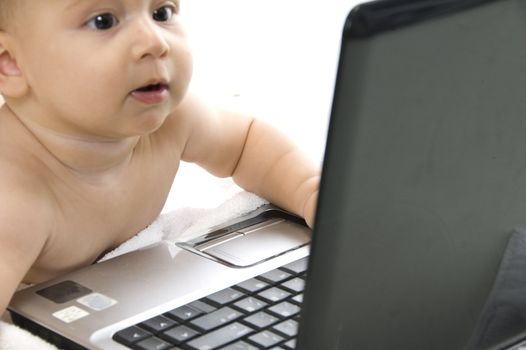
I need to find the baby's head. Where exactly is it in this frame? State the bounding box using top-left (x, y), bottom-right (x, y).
top-left (0, 0), bottom-right (193, 138)
top-left (0, 0), bottom-right (15, 31)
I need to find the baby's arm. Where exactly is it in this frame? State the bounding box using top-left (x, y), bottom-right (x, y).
top-left (175, 94), bottom-right (320, 226)
top-left (230, 119), bottom-right (319, 227)
top-left (0, 185), bottom-right (50, 315)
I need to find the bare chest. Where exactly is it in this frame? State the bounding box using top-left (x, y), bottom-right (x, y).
top-left (28, 157), bottom-right (180, 282)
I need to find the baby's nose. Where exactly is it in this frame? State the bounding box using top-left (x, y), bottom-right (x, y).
top-left (131, 19), bottom-right (170, 61)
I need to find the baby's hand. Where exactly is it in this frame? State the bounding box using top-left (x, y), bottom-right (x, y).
top-left (303, 190), bottom-right (319, 229)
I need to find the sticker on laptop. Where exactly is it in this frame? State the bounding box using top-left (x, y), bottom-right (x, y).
top-left (77, 293), bottom-right (117, 311)
top-left (52, 306), bottom-right (90, 323)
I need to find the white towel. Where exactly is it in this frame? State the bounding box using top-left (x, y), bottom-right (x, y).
top-left (0, 191), bottom-right (267, 350)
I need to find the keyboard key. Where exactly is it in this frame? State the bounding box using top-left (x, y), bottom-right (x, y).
top-left (165, 305), bottom-right (203, 322)
top-left (219, 341), bottom-right (258, 350)
top-left (191, 307), bottom-right (243, 331)
top-left (267, 301), bottom-right (301, 318)
top-left (258, 287), bottom-right (291, 303)
top-left (281, 257), bottom-right (309, 275)
top-left (139, 315), bottom-right (176, 333)
top-left (249, 330), bottom-right (284, 347)
top-left (161, 324), bottom-right (199, 344)
top-left (243, 311), bottom-right (279, 329)
top-left (135, 336), bottom-right (172, 350)
top-left (205, 288), bottom-right (245, 305)
top-left (166, 301), bottom-right (215, 321)
top-left (113, 325), bottom-right (151, 345)
top-left (281, 277), bottom-right (305, 293)
top-left (272, 319), bottom-right (299, 337)
top-left (187, 322), bottom-right (253, 349)
top-left (284, 338), bottom-right (297, 349)
top-left (235, 278), bottom-right (269, 293)
top-left (190, 300), bottom-right (217, 313)
top-left (291, 293), bottom-right (303, 304)
top-left (233, 297), bottom-right (267, 313)
top-left (258, 269), bottom-right (291, 283)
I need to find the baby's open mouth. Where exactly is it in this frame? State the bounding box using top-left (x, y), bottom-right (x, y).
top-left (131, 82), bottom-right (170, 104)
top-left (134, 83), bottom-right (167, 92)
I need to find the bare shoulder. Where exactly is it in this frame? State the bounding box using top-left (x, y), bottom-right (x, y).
top-left (0, 160), bottom-right (54, 258)
top-left (160, 92), bottom-right (254, 176)
top-left (159, 93), bottom-right (216, 146)
top-left (0, 160), bottom-right (54, 312)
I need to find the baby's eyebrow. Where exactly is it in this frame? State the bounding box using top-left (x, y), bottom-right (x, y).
top-left (62, 0), bottom-right (111, 16)
top-left (63, 0), bottom-right (87, 11)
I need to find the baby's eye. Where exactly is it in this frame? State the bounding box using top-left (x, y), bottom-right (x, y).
top-left (152, 5), bottom-right (177, 22)
top-left (86, 13), bottom-right (119, 30)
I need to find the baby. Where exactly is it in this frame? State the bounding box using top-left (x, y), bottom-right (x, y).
top-left (0, 0), bottom-right (320, 316)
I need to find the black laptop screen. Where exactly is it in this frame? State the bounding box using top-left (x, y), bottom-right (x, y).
top-left (299, 0), bottom-right (526, 349)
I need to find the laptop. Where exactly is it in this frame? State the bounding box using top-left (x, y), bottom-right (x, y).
top-left (8, 0), bottom-right (526, 349)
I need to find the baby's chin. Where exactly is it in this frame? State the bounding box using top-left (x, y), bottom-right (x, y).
top-left (131, 112), bottom-right (172, 136)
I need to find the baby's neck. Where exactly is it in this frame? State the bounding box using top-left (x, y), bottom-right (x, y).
top-left (33, 129), bottom-right (140, 177)
top-left (3, 105), bottom-right (141, 178)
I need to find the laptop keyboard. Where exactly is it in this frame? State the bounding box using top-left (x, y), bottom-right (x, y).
top-left (113, 257), bottom-right (308, 350)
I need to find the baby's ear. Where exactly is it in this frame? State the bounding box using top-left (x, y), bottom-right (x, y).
top-left (0, 32), bottom-right (28, 98)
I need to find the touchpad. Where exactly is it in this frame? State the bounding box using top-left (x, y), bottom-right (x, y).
top-left (203, 219), bottom-right (310, 267)
top-left (177, 208), bottom-right (312, 268)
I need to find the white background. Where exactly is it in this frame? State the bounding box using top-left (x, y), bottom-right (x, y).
top-left (164, 0), bottom-right (363, 211)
